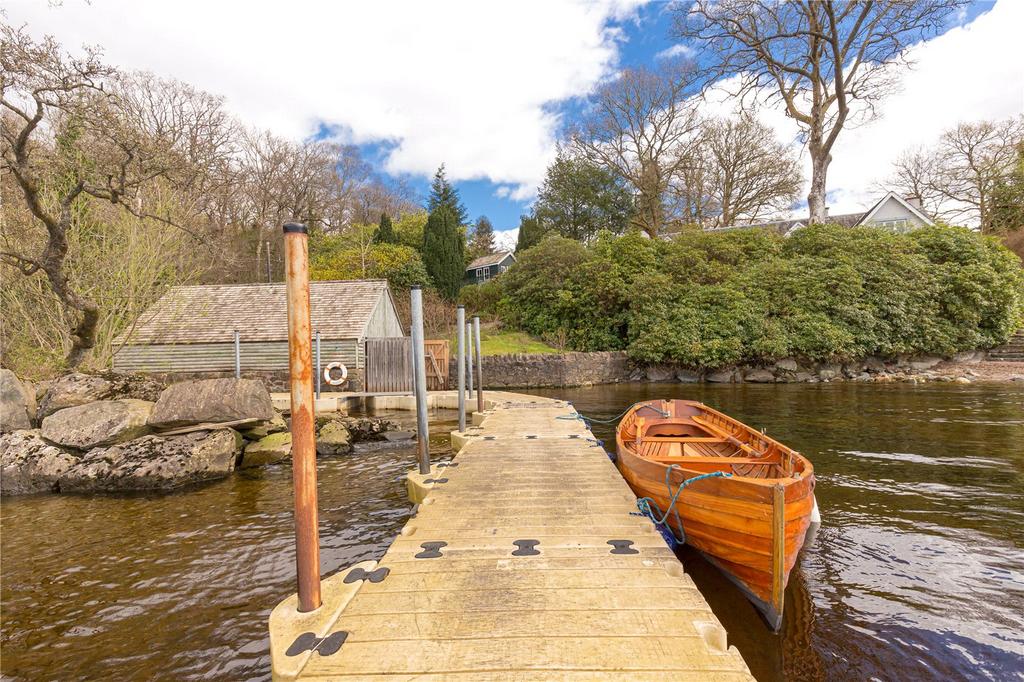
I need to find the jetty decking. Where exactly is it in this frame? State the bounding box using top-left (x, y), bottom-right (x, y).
top-left (269, 391), bottom-right (752, 680)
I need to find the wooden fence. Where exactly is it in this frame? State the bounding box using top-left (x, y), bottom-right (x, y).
top-left (364, 338), bottom-right (449, 392)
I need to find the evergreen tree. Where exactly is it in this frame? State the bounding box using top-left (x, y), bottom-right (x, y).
top-left (468, 215), bottom-right (496, 258)
top-left (515, 215), bottom-right (547, 252)
top-left (427, 164), bottom-right (469, 226)
top-left (534, 154), bottom-right (633, 241)
top-left (373, 213), bottom-right (398, 244)
top-left (422, 205), bottom-right (466, 300)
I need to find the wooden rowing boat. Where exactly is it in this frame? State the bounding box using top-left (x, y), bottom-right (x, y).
top-left (615, 399), bottom-right (816, 630)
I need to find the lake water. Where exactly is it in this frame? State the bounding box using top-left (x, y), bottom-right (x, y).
top-left (2, 383), bottom-right (1022, 680)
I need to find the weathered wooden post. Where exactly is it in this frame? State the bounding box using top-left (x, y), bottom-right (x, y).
top-left (282, 221), bottom-right (321, 612)
top-left (456, 305), bottom-right (466, 432)
top-left (234, 329), bottom-right (241, 379)
top-left (410, 286), bottom-right (431, 475)
top-left (466, 321), bottom-right (474, 398)
top-left (473, 316), bottom-right (484, 413)
top-left (315, 330), bottom-right (322, 399)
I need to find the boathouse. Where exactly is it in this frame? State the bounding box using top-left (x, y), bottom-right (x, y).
top-left (113, 280), bottom-right (403, 382)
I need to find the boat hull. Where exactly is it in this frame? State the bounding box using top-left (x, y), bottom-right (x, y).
top-left (615, 400), bottom-right (815, 630)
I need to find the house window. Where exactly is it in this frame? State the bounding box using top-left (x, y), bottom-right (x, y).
top-left (875, 219), bottom-right (910, 232)
top-left (476, 267), bottom-right (490, 282)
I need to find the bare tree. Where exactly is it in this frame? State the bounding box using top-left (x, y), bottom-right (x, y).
top-left (679, 114), bottom-right (803, 227)
top-left (570, 61), bottom-right (701, 237)
top-left (887, 117), bottom-right (1024, 230)
top-left (674, 0), bottom-right (967, 224)
top-left (1, 24), bottom-right (235, 366)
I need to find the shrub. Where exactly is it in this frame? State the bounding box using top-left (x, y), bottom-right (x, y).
top-left (459, 279), bottom-right (504, 320)
top-left (497, 224), bottom-right (1024, 368)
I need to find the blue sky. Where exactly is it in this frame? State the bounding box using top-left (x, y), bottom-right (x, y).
top-left (8, 0), bottom-right (1016, 240)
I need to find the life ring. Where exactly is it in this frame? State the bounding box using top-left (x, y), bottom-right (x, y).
top-left (323, 362), bottom-right (348, 386)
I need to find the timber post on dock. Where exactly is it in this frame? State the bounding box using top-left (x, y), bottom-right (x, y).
top-left (282, 221), bottom-right (321, 613)
top-left (267, 389), bottom-right (754, 680)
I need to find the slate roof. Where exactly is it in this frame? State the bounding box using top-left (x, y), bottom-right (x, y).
top-left (118, 280), bottom-right (391, 345)
top-left (706, 211), bottom-right (865, 236)
top-left (467, 251), bottom-right (515, 270)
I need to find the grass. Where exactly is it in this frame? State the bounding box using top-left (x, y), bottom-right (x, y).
top-left (452, 326), bottom-right (561, 356)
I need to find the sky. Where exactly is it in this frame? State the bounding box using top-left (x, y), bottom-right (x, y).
top-left (6, 0), bottom-right (1023, 246)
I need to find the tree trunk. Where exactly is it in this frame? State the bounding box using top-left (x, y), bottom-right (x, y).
top-left (807, 150), bottom-right (831, 224)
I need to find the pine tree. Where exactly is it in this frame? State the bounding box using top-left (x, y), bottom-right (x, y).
top-left (373, 213), bottom-right (397, 244)
top-left (427, 164), bottom-right (469, 227)
top-left (468, 215), bottom-right (496, 258)
top-left (515, 215), bottom-right (547, 252)
top-left (422, 205), bottom-right (466, 300)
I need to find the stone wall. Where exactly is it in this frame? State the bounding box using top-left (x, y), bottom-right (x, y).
top-left (449, 349), bottom-right (990, 388)
top-left (448, 351), bottom-right (631, 388)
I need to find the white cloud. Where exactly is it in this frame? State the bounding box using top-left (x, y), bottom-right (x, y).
top-left (494, 228), bottom-right (519, 251)
top-left (655, 44), bottom-right (695, 60)
top-left (699, 0), bottom-right (1024, 218)
top-left (5, 0), bottom-right (645, 191)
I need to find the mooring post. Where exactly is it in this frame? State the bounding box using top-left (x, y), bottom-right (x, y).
top-left (473, 316), bottom-right (484, 413)
top-left (466, 321), bottom-right (474, 398)
top-left (266, 240), bottom-right (272, 282)
top-left (282, 221), bottom-right (321, 613)
top-left (233, 329), bottom-right (241, 379)
top-left (315, 330), bottom-right (322, 399)
top-left (456, 305), bottom-right (466, 432)
top-left (410, 286), bottom-right (431, 475)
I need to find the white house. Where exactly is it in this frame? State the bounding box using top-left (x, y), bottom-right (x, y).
top-left (705, 192), bottom-right (935, 237)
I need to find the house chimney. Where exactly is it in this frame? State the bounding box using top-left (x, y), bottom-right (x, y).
top-left (824, 206), bottom-right (829, 217)
top-left (905, 195), bottom-right (923, 210)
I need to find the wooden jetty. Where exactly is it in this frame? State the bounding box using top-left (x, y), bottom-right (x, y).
top-left (269, 391), bottom-right (753, 680)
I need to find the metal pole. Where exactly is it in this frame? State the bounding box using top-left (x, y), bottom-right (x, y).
top-left (266, 240), bottom-right (272, 282)
top-left (282, 221), bottom-right (321, 613)
top-left (474, 316), bottom-right (484, 413)
top-left (410, 286), bottom-right (431, 475)
top-left (234, 329), bottom-right (241, 379)
top-left (315, 330), bottom-right (321, 399)
top-left (456, 306), bottom-right (466, 432)
top-left (465, 321), bottom-right (474, 398)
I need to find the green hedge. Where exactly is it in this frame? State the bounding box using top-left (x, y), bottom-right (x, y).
top-left (497, 225), bottom-right (1024, 369)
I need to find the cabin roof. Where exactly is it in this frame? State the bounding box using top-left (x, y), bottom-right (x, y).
top-left (466, 251), bottom-right (515, 270)
top-left (118, 279), bottom-right (393, 345)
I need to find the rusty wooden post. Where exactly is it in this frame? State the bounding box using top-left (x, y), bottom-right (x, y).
top-left (473, 316), bottom-right (484, 413)
top-left (456, 305), bottom-right (466, 432)
top-left (282, 221), bottom-right (321, 613)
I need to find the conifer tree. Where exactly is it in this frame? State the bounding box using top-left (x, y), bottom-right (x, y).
top-left (515, 215), bottom-right (546, 252)
top-left (422, 204), bottom-right (466, 300)
top-left (468, 215), bottom-right (496, 258)
top-left (427, 164), bottom-right (469, 226)
top-left (373, 213), bottom-right (397, 244)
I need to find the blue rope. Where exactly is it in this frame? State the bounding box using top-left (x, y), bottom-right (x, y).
top-left (636, 469), bottom-right (732, 546)
top-left (557, 402), bottom-right (669, 425)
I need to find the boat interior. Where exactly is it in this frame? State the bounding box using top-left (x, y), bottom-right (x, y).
top-left (622, 401), bottom-right (808, 480)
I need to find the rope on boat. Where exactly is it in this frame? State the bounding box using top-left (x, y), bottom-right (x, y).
top-left (635, 469), bottom-right (732, 547)
top-left (557, 402), bottom-right (669, 425)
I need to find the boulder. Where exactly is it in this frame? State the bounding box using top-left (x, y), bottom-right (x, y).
top-left (743, 368), bottom-right (775, 383)
top-left (334, 416), bottom-right (398, 442)
top-left (240, 432), bottom-right (292, 468)
top-left (705, 369), bottom-right (735, 383)
top-left (953, 376), bottom-right (972, 384)
top-left (864, 356), bottom-right (887, 373)
top-left (908, 355), bottom-right (942, 371)
top-left (818, 364), bottom-right (840, 380)
top-left (239, 411), bottom-right (288, 440)
top-left (41, 399), bottom-right (153, 450)
top-left (38, 373), bottom-right (113, 418)
top-left (148, 378), bottom-right (274, 429)
top-left (59, 429), bottom-right (239, 492)
top-left (775, 358), bottom-right (799, 373)
top-left (1, 369), bottom-right (34, 432)
top-left (0, 430), bottom-right (80, 495)
top-left (645, 365), bottom-right (675, 383)
top-left (675, 369), bottom-right (702, 383)
top-left (794, 372), bottom-right (816, 382)
top-left (103, 372), bottom-right (165, 402)
top-left (316, 421), bottom-right (352, 456)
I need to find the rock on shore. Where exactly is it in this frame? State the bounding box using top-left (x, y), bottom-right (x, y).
top-left (41, 399), bottom-right (153, 449)
top-left (1, 369), bottom-right (35, 432)
top-left (0, 430), bottom-right (79, 495)
top-left (148, 378), bottom-right (274, 428)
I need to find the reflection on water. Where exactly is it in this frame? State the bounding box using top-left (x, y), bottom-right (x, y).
top-left (2, 384), bottom-right (1023, 681)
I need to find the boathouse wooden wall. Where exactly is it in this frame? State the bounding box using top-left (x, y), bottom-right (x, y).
top-left (113, 340), bottom-right (360, 373)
